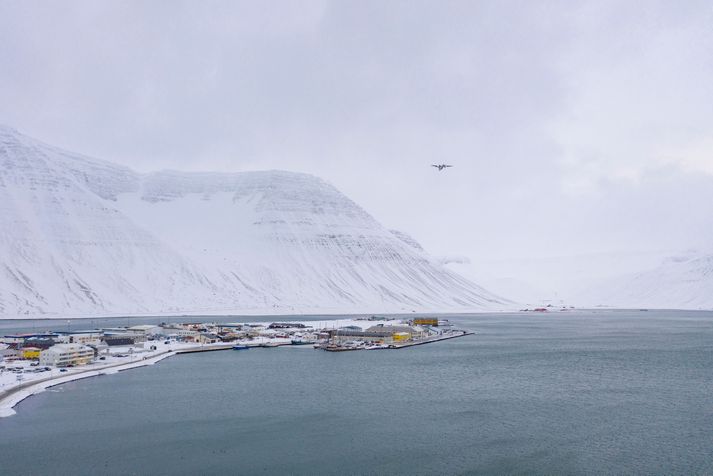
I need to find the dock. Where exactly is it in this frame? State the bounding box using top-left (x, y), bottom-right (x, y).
top-left (173, 344), bottom-right (235, 354)
top-left (389, 331), bottom-right (474, 349)
top-left (321, 330), bottom-right (473, 352)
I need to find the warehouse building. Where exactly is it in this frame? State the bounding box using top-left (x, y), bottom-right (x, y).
top-left (366, 325), bottom-right (420, 336)
top-left (103, 336), bottom-right (137, 347)
top-left (413, 318), bottom-right (439, 326)
top-left (332, 329), bottom-right (393, 344)
top-left (55, 331), bottom-right (104, 346)
top-left (127, 325), bottom-right (162, 336)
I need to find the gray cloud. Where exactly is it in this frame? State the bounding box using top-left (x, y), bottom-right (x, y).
top-left (2, 0), bottom-right (713, 292)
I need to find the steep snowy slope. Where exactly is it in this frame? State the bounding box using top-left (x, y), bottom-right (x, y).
top-left (0, 126), bottom-right (267, 317)
top-left (0, 126), bottom-right (505, 317)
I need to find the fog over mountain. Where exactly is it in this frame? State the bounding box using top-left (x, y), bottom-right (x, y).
top-left (576, 251), bottom-right (713, 310)
top-left (0, 126), bottom-right (506, 317)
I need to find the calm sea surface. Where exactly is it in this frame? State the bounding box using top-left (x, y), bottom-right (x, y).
top-left (1, 310), bottom-right (712, 475)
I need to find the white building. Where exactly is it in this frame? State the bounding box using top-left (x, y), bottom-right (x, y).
top-left (56, 332), bottom-right (104, 346)
top-left (39, 344), bottom-right (95, 367)
top-left (161, 327), bottom-right (200, 340)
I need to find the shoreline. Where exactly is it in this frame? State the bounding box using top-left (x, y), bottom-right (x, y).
top-left (0, 350), bottom-right (176, 418)
top-left (389, 330), bottom-right (474, 348)
top-left (2, 308), bottom-right (711, 323)
top-left (1, 330), bottom-right (473, 418)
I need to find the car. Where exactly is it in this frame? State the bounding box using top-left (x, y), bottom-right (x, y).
top-left (59, 369), bottom-right (68, 372)
top-left (99, 356), bottom-right (106, 360)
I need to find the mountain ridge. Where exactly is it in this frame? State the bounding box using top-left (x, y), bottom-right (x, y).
top-left (0, 126), bottom-right (507, 318)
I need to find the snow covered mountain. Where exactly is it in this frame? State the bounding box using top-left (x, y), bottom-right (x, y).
top-left (581, 252), bottom-right (713, 310)
top-left (0, 125), bottom-right (506, 318)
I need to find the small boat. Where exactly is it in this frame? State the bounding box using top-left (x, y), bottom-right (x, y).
top-left (260, 342), bottom-right (280, 348)
top-left (365, 344), bottom-right (388, 350)
top-left (232, 344), bottom-right (250, 350)
top-left (291, 339), bottom-right (317, 345)
top-left (323, 345), bottom-right (361, 352)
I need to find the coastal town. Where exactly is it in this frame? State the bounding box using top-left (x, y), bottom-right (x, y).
top-left (0, 316), bottom-right (471, 417)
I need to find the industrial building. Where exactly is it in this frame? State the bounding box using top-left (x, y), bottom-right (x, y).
top-left (126, 325), bottom-right (162, 336)
top-left (366, 325), bottom-right (422, 338)
top-left (331, 324), bottom-right (422, 344)
top-left (104, 336), bottom-right (137, 347)
top-left (413, 318), bottom-right (439, 326)
top-left (55, 331), bottom-right (104, 346)
top-left (332, 329), bottom-right (394, 344)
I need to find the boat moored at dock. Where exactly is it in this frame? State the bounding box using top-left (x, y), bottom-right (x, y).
top-left (259, 342), bottom-right (280, 348)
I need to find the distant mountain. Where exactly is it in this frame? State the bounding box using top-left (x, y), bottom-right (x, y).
top-left (0, 126), bottom-right (506, 317)
top-left (450, 250), bottom-right (710, 310)
top-left (582, 252), bottom-right (713, 310)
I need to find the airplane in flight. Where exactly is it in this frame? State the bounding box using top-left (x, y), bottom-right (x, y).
top-left (431, 164), bottom-right (453, 171)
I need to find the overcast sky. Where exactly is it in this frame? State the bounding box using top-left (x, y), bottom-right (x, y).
top-left (2, 0), bottom-right (713, 276)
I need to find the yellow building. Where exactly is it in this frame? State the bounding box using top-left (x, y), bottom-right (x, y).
top-left (413, 318), bottom-right (438, 326)
top-left (22, 347), bottom-right (41, 360)
top-left (392, 332), bottom-right (410, 342)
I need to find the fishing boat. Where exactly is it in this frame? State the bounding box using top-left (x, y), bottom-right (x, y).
top-left (232, 344), bottom-right (250, 350)
top-left (365, 344), bottom-right (388, 350)
top-left (291, 338), bottom-right (317, 345)
top-left (323, 345), bottom-right (361, 352)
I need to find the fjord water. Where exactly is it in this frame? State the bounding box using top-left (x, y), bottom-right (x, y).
top-left (1, 310), bottom-right (712, 475)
